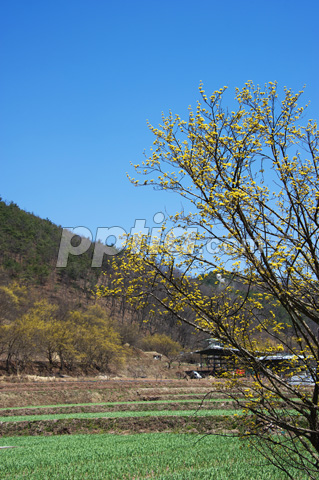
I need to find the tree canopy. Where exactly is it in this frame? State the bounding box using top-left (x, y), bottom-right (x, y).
top-left (98, 82), bottom-right (319, 478)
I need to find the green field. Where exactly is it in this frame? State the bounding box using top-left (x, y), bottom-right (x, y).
top-left (0, 408), bottom-right (240, 423)
top-left (0, 433), bottom-right (307, 480)
top-left (0, 380), bottom-right (310, 479)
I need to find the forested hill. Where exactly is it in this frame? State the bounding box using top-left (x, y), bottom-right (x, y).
top-left (0, 197), bottom-right (292, 367)
top-left (0, 198), bottom-right (109, 289)
top-left (0, 196), bottom-right (204, 344)
top-left (0, 198), bottom-right (200, 372)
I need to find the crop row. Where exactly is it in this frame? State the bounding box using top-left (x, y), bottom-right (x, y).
top-left (0, 397), bottom-right (229, 412)
top-left (0, 408), bottom-right (240, 423)
top-left (0, 433), bottom-right (307, 479)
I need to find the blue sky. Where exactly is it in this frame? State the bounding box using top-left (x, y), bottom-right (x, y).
top-left (1, 0), bottom-right (318, 239)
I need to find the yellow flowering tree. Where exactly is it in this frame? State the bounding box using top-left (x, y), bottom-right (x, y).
top-left (98, 82), bottom-right (319, 478)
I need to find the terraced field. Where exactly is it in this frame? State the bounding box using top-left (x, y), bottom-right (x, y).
top-left (0, 378), bottom-right (308, 479)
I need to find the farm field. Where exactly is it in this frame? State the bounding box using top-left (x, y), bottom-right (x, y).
top-left (0, 433), bottom-right (308, 480)
top-left (0, 377), bottom-right (308, 479)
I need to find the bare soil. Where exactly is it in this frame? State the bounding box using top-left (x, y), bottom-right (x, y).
top-left (0, 377), bottom-right (241, 437)
top-left (0, 400), bottom-right (237, 417)
top-left (0, 415), bottom-right (240, 437)
top-left (0, 378), bottom-right (227, 408)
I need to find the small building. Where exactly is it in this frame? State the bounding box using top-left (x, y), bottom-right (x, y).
top-left (192, 339), bottom-right (241, 376)
top-left (187, 339), bottom-right (316, 379)
top-left (257, 353), bottom-right (315, 377)
top-left (144, 351), bottom-right (162, 361)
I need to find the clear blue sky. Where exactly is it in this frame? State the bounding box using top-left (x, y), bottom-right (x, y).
top-left (1, 0), bottom-right (318, 238)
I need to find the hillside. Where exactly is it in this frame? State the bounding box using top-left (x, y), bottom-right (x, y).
top-left (0, 197), bottom-right (111, 288)
top-left (0, 198), bottom-right (294, 377)
top-left (0, 198), bottom-right (204, 375)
